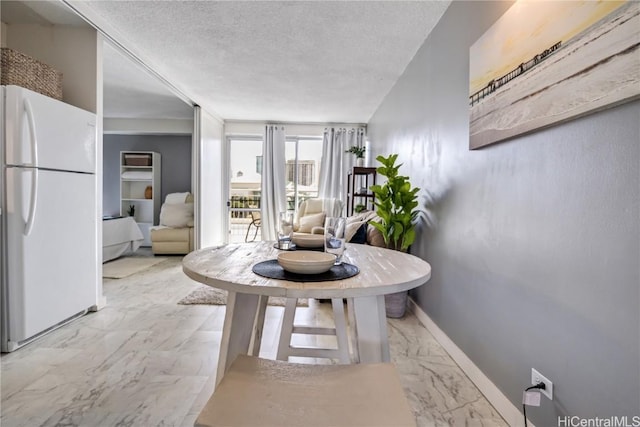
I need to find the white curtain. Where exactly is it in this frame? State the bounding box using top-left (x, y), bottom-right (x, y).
top-left (318, 127), bottom-right (365, 204)
top-left (261, 125), bottom-right (287, 241)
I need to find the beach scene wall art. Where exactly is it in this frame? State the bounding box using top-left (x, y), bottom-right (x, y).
top-left (469, 1), bottom-right (640, 149)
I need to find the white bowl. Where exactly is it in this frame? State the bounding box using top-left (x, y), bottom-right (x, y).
top-left (292, 234), bottom-right (325, 248)
top-left (277, 251), bottom-right (336, 274)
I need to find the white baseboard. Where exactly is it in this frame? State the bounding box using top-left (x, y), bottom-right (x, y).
top-left (89, 296), bottom-right (107, 311)
top-left (407, 298), bottom-right (533, 427)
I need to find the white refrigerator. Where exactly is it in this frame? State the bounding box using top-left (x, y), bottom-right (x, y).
top-left (1, 85), bottom-right (99, 352)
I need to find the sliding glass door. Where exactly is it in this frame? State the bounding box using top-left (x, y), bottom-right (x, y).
top-left (227, 135), bottom-right (323, 243)
top-left (227, 137), bottom-right (263, 243)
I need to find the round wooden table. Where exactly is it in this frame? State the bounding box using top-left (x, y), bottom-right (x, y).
top-left (182, 241), bottom-right (431, 385)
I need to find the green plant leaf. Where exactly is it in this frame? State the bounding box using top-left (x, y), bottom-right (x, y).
top-left (371, 153), bottom-right (421, 253)
top-left (369, 221), bottom-right (390, 245)
top-left (401, 228), bottom-right (416, 251)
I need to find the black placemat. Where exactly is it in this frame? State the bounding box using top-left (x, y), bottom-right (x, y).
top-left (252, 260), bottom-right (359, 282)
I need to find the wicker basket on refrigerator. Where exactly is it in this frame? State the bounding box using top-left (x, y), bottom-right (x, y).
top-left (1, 48), bottom-right (63, 100)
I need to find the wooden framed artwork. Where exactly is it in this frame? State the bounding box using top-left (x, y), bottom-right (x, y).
top-left (469, 1), bottom-right (639, 149)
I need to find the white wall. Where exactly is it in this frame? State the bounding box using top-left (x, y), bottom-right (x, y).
top-left (0, 22), bottom-right (7, 47)
top-left (4, 24), bottom-right (98, 113)
top-left (194, 107), bottom-right (226, 248)
top-left (104, 118), bottom-right (194, 135)
top-left (368, 1), bottom-right (639, 425)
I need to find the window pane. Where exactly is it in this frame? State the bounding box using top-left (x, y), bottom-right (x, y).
top-left (296, 138), bottom-right (323, 203)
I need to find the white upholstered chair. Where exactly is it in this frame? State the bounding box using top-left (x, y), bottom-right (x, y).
top-left (292, 198), bottom-right (344, 236)
top-left (150, 192), bottom-right (194, 255)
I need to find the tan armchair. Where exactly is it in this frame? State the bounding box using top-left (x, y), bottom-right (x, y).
top-left (150, 192), bottom-right (194, 255)
top-left (293, 198), bottom-right (344, 236)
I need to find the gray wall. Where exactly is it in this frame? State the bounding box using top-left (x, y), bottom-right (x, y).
top-left (103, 134), bottom-right (192, 218)
top-left (367, 1), bottom-right (639, 424)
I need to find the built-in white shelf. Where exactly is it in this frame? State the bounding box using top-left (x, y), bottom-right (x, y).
top-left (120, 151), bottom-right (161, 246)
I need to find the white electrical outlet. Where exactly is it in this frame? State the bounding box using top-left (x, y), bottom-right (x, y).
top-left (531, 368), bottom-right (553, 400)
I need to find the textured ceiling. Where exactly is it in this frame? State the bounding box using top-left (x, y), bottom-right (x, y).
top-left (4, 1), bottom-right (451, 122)
top-left (102, 42), bottom-right (194, 119)
top-left (69, 0), bottom-right (451, 123)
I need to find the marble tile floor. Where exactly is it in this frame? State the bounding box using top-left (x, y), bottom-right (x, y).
top-left (1, 254), bottom-right (507, 427)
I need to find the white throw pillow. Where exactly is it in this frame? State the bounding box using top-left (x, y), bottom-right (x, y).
top-left (298, 212), bottom-right (326, 233)
top-left (160, 203), bottom-right (194, 228)
top-left (165, 192), bottom-right (190, 204)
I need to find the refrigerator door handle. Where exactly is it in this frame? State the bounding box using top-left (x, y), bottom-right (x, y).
top-left (24, 168), bottom-right (39, 236)
top-left (24, 99), bottom-right (39, 236)
top-left (24, 98), bottom-right (39, 168)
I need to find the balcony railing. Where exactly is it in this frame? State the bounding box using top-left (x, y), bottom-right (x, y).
top-left (230, 195), bottom-right (261, 219)
top-left (228, 193), bottom-right (320, 243)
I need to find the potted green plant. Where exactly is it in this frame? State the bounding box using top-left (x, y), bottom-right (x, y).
top-left (345, 146), bottom-right (366, 166)
top-left (354, 203), bottom-right (366, 213)
top-left (369, 154), bottom-right (420, 318)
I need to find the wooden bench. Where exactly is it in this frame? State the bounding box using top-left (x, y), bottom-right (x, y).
top-left (195, 355), bottom-right (416, 427)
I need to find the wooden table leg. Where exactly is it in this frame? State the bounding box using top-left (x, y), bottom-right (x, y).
top-left (250, 295), bottom-right (269, 356)
top-left (351, 295), bottom-right (390, 363)
top-left (216, 291), bottom-right (261, 387)
top-left (346, 298), bottom-right (360, 363)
